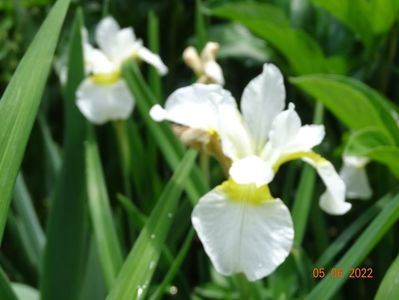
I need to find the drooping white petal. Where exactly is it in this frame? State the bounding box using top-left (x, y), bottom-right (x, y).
top-left (192, 187), bottom-right (294, 281)
top-left (339, 156), bottom-right (372, 199)
top-left (137, 47), bottom-right (168, 75)
top-left (304, 158), bottom-right (352, 215)
top-left (76, 78), bottom-right (134, 125)
top-left (241, 63), bottom-right (285, 151)
top-left (149, 83), bottom-right (234, 130)
top-left (204, 60), bottom-right (225, 85)
top-left (95, 16), bottom-right (121, 59)
top-left (218, 104), bottom-right (254, 161)
top-left (229, 156), bottom-right (274, 187)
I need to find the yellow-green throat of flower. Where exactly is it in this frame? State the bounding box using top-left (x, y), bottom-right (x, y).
top-left (219, 179), bottom-right (273, 205)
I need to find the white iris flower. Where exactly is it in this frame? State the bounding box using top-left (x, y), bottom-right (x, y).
top-left (151, 63), bottom-right (351, 281)
top-left (339, 155), bottom-right (372, 199)
top-left (76, 16), bottom-right (168, 125)
top-left (183, 42), bottom-right (225, 85)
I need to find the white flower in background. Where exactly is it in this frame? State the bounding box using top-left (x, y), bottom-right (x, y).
top-left (76, 16), bottom-right (168, 125)
top-left (151, 63), bottom-right (351, 281)
top-left (339, 155), bottom-right (372, 199)
top-left (183, 42), bottom-right (225, 85)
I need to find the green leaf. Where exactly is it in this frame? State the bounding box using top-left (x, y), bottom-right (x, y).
top-left (13, 174), bottom-right (45, 269)
top-left (346, 127), bottom-right (399, 178)
top-left (375, 252), bottom-right (399, 300)
top-left (211, 2), bottom-right (345, 75)
top-left (291, 74), bottom-right (399, 143)
top-left (41, 10), bottom-right (88, 300)
top-left (85, 126), bottom-right (124, 289)
top-left (0, 268), bottom-right (17, 300)
top-left (310, 0), bottom-right (398, 45)
top-left (316, 194), bottom-right (391, 267)
top-left (0, 0), bottom-right (70, 242)
top-left (306, 193), bottom-right (399, 300)
top-left (106, 150), bottom-right (198, 300)
top-left (12, 283), bottom-right (39, 300)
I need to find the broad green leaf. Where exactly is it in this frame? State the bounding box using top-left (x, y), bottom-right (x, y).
top-left (41, 10), bottom-right (88, 300)
top-left (12, 283), bottom-right (39, 300)
top-left (306, 193), bottom-right (399, 300)
top-left (291, 74), bottom-right (399, 143)
top-left (85, 126), bottom-right (124, 289)
top-left (211, 2), bottom-right (346, 75)
top-left (310, 0), bottom-right (398, 45)
top-left (375, 252), bottom-right (399, 300)
top-left (122, 62), bottom-right (207, 204)
top-left (0, 0), bottom-right (70, 242)
top-left (346, 127), bottom-right (399, 178)
top-left (0, 268), bottom-right (17, 300)
top-left (208, 23), bottom-right (269, 63)
top-left (107, 150), bottom-right (198, 300)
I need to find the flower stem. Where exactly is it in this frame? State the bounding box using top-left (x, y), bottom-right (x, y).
top-left (234, 273), bottom-right (252, 299)
top-left (112, 120), bottom-right (132, 199)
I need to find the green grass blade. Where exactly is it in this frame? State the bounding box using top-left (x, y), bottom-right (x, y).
top-left (0, 268), bottom-right (17, 300)
top-left (149, 229), bottom-right (195, 300)
top-left (106, 150), bottom-right (198, 300)
top-left (375, 252), bottom-right (399, 300)
top-left (147, 11), bottom-right (162, 100)
top-left (41, 10), bottom-right (88, 300)
top-left (195, 0), bottom-right (207, 50)
top-left (306, 193), bottom-right (399, 300)
top-left (13, 174), bottom-right (45, 268)
top-left (316, 194), bottom-right (391, 267)
top-left (291, 165), bottom-right (316, 246)
top-left (0, 0), bottom-right (71, 242)
top-left (85, 126), bottom-right (124, 289)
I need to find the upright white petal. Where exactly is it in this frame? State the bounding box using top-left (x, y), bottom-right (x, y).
top-left (268, 103), bottom-right (301, 150)
top-left (340, 156), bottom-right (372, 199)
top-left (95, 16), bottom-right (120, 59)
top-left (218, 104), bottom-right (254, 161)
top-left (241, 63), bottom-right (285, 151)
top-left (192, 187), bottom-right (294, 281)
top-left (76, 78), bottom-right (134, 125)
top-left (229, 156), bottom-right (274, 187)
top-left (137, 47), bottom-right (168, 75)
top-left (304, 159), bottom-right (352, 215)
top-left (264, 104), bottom-right (325, 163)
top-left (149, 83), bottom-right (234, 130)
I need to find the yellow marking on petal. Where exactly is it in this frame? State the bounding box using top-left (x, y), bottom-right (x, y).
top-left (90, 70), bottom-right (121, 85)
top-left (218, 178), bottom-right (273, 206)
top-left (272, 151), bottom-right (326, 172)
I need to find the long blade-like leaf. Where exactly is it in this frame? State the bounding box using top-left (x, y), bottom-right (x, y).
top-left (85, 126), bottom-right (124, 289)
top-left (0, 0), bottom-right (71, 242)
top-left (41, 10), bottom-right (88, 300)
top-left (107, 150), bottom-right (197, 300)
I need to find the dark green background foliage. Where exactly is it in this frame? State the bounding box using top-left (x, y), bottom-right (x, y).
top-left (1, 0), bottom-right (399, 299)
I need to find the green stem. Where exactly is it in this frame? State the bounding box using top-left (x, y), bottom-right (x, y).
top-left (112, 120), bottom-right (132, 199)
top-left (234, 273), bottom-right (252, 299)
